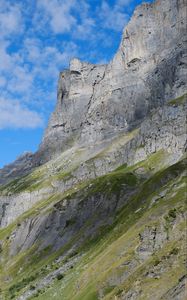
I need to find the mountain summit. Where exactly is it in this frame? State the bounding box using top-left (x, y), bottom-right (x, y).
top-left (38, 0), bottom-right (186, 162)
top-left (0, 0), bottom-right (186, 299)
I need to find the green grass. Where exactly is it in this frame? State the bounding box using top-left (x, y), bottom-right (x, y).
top-left (167, 93), bottom-right (187, 106)
top-left (21, 157), bottom-right (185, 300)
top-left (0, 130), bottom-right (138, 197)
top-left (0, 94), bottom-right (186, 300)
top-left (0, 167), bottom-right (47, 195)
top-left (87, 171), bottom-right (138, 197)
top-left (8, 274), bottom-right (38, 297)
top-left (0, 153), bottom-right (186, 300)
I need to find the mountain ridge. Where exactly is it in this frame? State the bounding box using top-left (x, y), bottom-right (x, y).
top-left (1, 0), bottom-right (186, 184)
top-left (0, 0), bottom-right (186, 299)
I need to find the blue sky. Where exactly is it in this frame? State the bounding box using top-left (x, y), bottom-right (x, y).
top-left (0, 0), bottom-right (153, 168)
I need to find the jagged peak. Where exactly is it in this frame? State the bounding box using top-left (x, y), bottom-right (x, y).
top-left (0, 0), bottom-right (186, 182)
top-left (69, 58), bottom-right (83, 72)
top-left (69, 57), bottom-right (96, 73)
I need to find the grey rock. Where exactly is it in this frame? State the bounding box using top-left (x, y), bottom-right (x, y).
top-left (17, 254), bottom-right (83, 300)
top-left (0, 0), bottom-right (186, 185)
top-left (35, 0), bottom-right (187, 163)
top-left (0, 1), bottom-right (186, 299)
top-left (136, 225), bottom-right (168, 261)
top-left (0, 0), bottom-right (185, 263)
top-left (0, 100), bottom-right (186, 227)
top-left (160, 275), bottom-right (187, 300)
top-left (0, 152), bottom-right (34, 186)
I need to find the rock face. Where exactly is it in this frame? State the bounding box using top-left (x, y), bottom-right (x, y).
top-left (1, 99), bottom-right (186, 228)
top-left (37, 61), bottom-right (106, 162)
top-left (36, 0), bottom-right (187, 163)
top-left (0, 0), bottom-right (186, 177)
top-left (0, 152), bottom-right (34, 186)
top-left (0, 0), bottom-right (186, 227)
top-left (0, 1), bottom-right (186, 299)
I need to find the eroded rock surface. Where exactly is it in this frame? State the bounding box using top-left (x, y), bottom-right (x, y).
top-left (0, 1), bottom-right (186, 300)
top-left (36, 0), bottom-right (187, 163)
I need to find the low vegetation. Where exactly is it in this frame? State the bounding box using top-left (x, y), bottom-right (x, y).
top-left (0, 151), bottom-right (186, 300)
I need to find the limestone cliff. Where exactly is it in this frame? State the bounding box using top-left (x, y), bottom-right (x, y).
top-left (0, 0), bottom-right (186, 179)
top-left (37, 0), bottom-right (186, 163)
top-left (0, 1), bottom-right (186, 300)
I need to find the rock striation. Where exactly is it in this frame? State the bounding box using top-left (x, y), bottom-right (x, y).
top-left (0, 0), bottom-right (186, 180)
top-left (0, 152), bottom-right (34, 186)
top-left (0, 0), bottom-right (186, 228)
top-left (36, 0), bottom-right (187, 163)
top-left (0, 1), bottom-right (186, 299)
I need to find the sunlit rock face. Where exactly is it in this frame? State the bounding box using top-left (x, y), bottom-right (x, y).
top-left (0, 2), bottom-right (186, 299)
top-left (0, 0), bottom-right (186, 175)
top-left (36, 0), bottom-right (186, 164)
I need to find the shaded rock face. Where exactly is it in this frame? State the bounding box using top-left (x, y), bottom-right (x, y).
top-left (8, 185), bottom-right (135, 257)
top-left (36, 0), bottom-right (187, 163)
top-left (37, 62), bottom-right (106, 162)
top-left (0, 100), bottom-right (186, 228)
top-left (0, 0), bottom-right (186, 228)
top-left (0, 1), bottom-right (186, 299)
top-left (0, 0), bottom-right (186, 181)
top-left (0, 153), bottom-right (34, 186)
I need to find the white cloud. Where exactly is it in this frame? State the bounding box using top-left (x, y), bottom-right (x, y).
top-left (75, 17), bottom-right (95, 40)
top-left (99, 0), bottom-right (129, 32)
top-left (0, 98), bottom-right (43, 129)
top-left (8, 66), bottom-right (34, 94)
top-left (0, 41), bottom-right (13, 72)
top-left (23, 38), bottom-right (78, 82)
top-left (0, 0), bottom-right (132, 131)
top-left (36, 0), bottom-right (77, 34)
top-left (0, 1), bottom-right (23, 37)
top-left (34, 0), bottom-right (96, 39)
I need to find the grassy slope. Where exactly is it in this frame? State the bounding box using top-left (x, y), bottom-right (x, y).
top-left (0, 131), bottom-right (140, 198)
top-left (35, 159), bottom-right (186, 300)
top-left (0, 152), bottom-right (186, 300)
top-left (0, 93), bottom-right (186, 299)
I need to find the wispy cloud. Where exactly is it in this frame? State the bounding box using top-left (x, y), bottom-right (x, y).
top-left (36, 0), bottom-right (77, 34)
top-left (0, 98), bottom-right (43, 129)
top-left (0, 1), bottom-right (23, 37)
top-left (0, 0), bottom-right (133, 130)
top-left (98, 0), bottom-right (130, 32)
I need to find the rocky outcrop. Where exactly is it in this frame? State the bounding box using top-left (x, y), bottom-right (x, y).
top-left (36, 0), bottom-right (187, 164)
top-left (0, 98), bottom-right (186, 228)
top-left (161, 275), bottom-right (186, 300)
top-left (0, 1), bottom-right (186, 299)
top-left (0, 0), bottom-right (186, 182)
top-left (37, 61), bottom-right (106, 163)
top-left (0, 187), bottom-right (53, 228)
top-left (0, 152), bottom-right (34, 186)
top-left (2, 157), bottom-right (185, 300)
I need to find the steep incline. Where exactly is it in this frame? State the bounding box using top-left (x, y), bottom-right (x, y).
top-left (37, 0), bottom-right (187, 163)
top-left (0, 0), bottom-right (186, 300)
top-left (0, 0), bottom-right (186, 181)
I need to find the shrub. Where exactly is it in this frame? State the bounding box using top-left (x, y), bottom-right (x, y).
top-left (168, 209), bottom-right (177, 219)
top-left (170, 247), bottom-right (179, 255)
top-left (56, 273), bottom-right (64, 280)
top-left (9, 274), bottom-right (37, 294)
top-left (29, 285), bottom-right (36, 290)
top-left (116, 289), bottom-right (123, 296)
top-left (153, 258), bottom-right (160, 266)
